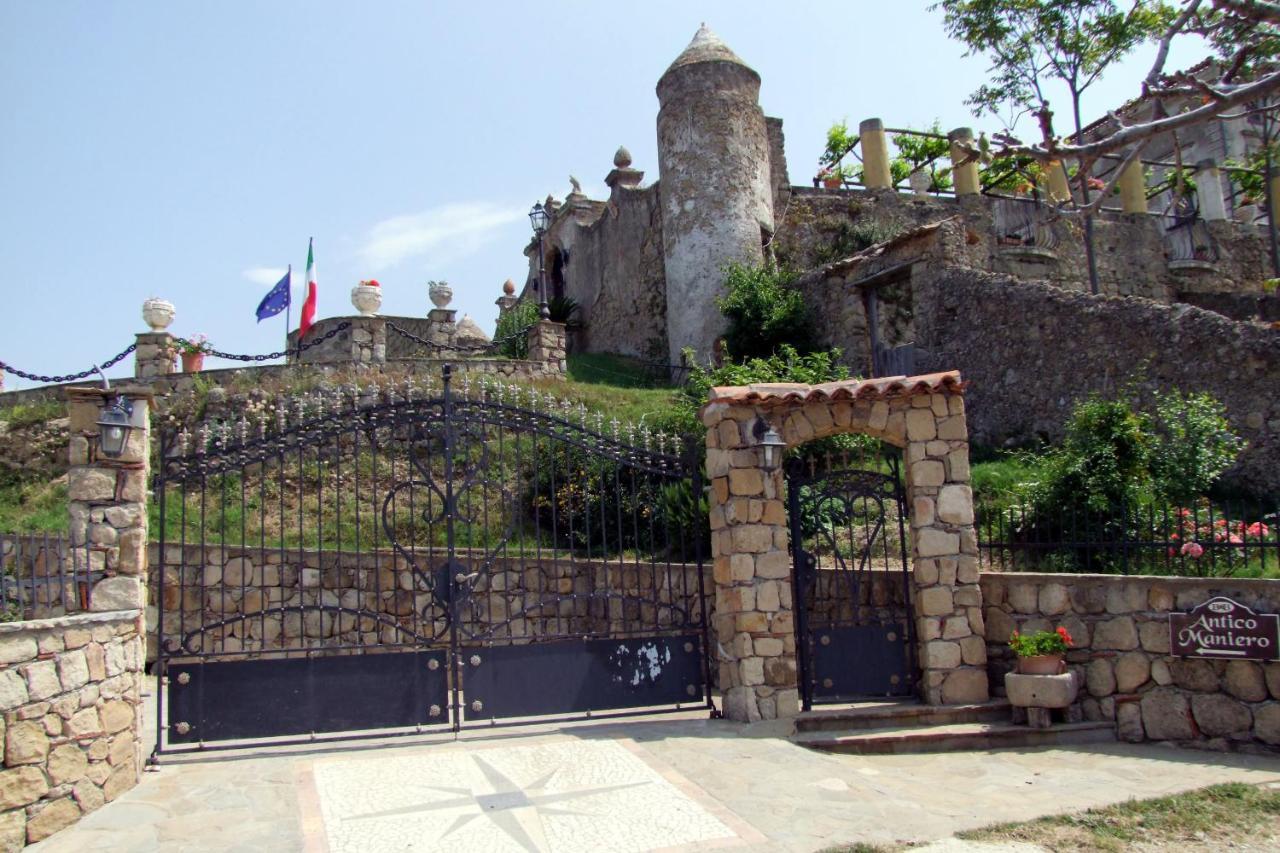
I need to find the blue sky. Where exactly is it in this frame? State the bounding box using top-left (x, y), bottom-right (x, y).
top-left (0, 2), bottom-right (1205, 389)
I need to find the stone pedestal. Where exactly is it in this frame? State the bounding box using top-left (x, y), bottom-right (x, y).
top-left (65, 386), bottom-right (153, 612)
top-left (495, 295), bottom-right (520, 319)
top-left (1006, 671), bottom-right (1081, 728)
top-left (427, 309), bottom-right (457, 347)
top-left (134, 332), bottom-right (176, 379)
top-left (526, 321), bottom-right (567, 373)
top-left (348, 316), bottom-right (387, 364)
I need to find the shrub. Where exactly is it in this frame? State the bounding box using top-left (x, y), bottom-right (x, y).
top-left (716, 262), bottom-right (818, 360)
top-left (1147, 390), bottom-right (1243, 504)
top-left (495, 301), bottom-right (539, 359)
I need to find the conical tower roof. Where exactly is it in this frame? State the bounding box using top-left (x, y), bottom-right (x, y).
top-left (661, 23), bottom-right (757, 78)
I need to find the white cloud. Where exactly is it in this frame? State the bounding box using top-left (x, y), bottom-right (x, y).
top-left (357, 202), bottom-right (524, 271)
top-left (242, 266), bottom-right (289, 286)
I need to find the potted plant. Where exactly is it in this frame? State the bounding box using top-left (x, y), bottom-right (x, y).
top-left (818, 165), bottom-right (850, 189)
top-left (891, 123), bottom-right (952, 196)
top-left (351, 279), bottom-right (382, 316)
top-left (816, 121), bottom-right (859, 188)
top-left (1008, 626), bottom-right (1072, 674)
top-left (176, 334), bottom-right (212, 373)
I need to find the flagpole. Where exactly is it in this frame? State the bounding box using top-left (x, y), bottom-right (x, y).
top-left (285, 264), bottom-right (292, 353)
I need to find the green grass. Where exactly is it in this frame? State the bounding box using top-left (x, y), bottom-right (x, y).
top-left (0, 479), bottom-right (68, 533)
top-left (0, 400), bottom-right (64, 429)
top-left (957, 782), bottom-right (1280, 851)
top-left (970, 448), bottom-right (1046, 510)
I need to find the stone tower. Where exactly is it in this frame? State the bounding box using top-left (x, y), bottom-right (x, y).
top-left (656, 24), bottom-right (775, 364)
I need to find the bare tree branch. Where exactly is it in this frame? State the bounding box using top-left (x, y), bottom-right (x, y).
top-left (1146, 0), bottom-right (1202, 88)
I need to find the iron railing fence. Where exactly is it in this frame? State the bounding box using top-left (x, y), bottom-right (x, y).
top-left (991, 197), bottom-right (1060, 251)
top-left (977, 496), bottom-right (1280, 578)
top-left (0, 531), bottom-right (98, 621)
top-left (1161, 214), bottom-right (1221, 263)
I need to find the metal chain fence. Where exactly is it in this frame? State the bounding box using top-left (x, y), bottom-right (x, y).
top-left (0, 344), bottom-right (136, 384)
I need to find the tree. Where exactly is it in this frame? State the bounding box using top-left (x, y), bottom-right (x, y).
top-left (936, 1), bottom-right (1280, 285)
top-left (935, 0), bottom-right (1172, 293)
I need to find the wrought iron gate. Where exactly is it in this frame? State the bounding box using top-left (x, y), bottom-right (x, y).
top-left (152, 366), bottom-right (710, 756)
top-left (786, 454), bottom-right (915, 709)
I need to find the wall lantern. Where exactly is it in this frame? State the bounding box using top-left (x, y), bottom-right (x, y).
top-left (751, 417), bottom-right (786, 470)
top-left (527, 202), bottom-right (550, 236)
top-left (528, 201), bottom-right (551, 320)
top-left (96, 396), bottom-right (135, 459)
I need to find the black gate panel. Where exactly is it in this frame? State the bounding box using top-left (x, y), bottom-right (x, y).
top-left (787, 455), bottom-right (917, 709)
top-left (153, 364), bottom-right (711, 757)
top-left (463, 635), bottom-right (704, 721)
top-left (810, 623), bottom-right (913, 701)
top-left (166, 650), bottom-right (448, 744)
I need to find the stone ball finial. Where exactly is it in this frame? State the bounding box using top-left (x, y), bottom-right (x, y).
top-left (613, 146), bottom-right (632, 168)
top-left (503, 279), bottom-right (516, 295)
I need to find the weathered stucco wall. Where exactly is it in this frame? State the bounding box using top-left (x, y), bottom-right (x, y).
top-left (982, 572), bottom-right (1280, 752)
top-left (537, 186), bottom-right (669, 359)
top-left (0, 610), bottom-right (144, 848)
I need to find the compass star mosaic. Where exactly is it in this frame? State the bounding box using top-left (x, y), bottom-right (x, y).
top-left (310, 739), bottom-right (737, 853)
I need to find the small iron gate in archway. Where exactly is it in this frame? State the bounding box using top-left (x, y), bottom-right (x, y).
top-left (786, 453), bottom-right (916, 709)
top-left (152, 366), bottom-right (710, 757)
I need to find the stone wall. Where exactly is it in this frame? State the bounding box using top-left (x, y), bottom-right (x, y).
top-left (0, 357), bottom-right (563, 412)
top-left (1178, 291), bottom-right (1280, 324)
top-left (775, 187), bottom-right (1270, 300)
top-left (145, 544), bottom-right (712, 664)
top-left (0, 610), bottom-right (144, 848)
top-left (982, 572), bottom-right (1280, 752)
top-left (911, 265), bottom-right (1280, 495)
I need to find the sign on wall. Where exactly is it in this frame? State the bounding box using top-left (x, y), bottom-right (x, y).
top-left (1170, 597), bottom-right (1280, 660)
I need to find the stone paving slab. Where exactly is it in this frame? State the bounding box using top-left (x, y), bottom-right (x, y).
top-left (26, 715), bottom-right (1280, 853)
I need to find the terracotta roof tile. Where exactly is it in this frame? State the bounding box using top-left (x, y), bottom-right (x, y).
top-left (706, 370), bottom-right (964, 408)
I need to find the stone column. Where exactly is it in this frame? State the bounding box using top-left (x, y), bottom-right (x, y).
top-left (901, 393), bottom-right (988, 704)
top-left (948, 127), bottom-right (980, 196)
top-left (349, 316), bottom-right (386, 364)
top-left (526, 321), bottom-right (566, 373)
top-left (66, 386), bottom-right (152, 613)
top-left (1044, 160), bottom-right (1072, 204)
top-left (859, 119), bottom-right (892, 190)
top-left (1270, 174), bottom-right (1280, 228)
top-left (703, 406), bottom-right (797, 722)
top-left (1194, 159), bottom-right (1228, 221)
top-left (1118, 161), bottom-right (1148, 214)
top-left (134, 333), bottom-right (175, 379)
top-left (427, 309), bottom-right (457, 348)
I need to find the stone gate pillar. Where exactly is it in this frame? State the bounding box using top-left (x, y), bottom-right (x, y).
top-left (66, 386), bottom-right (152, 612)
top-left (703, 406), bottom-right (798, 722)
top-left (701, 372), bottom-right (986, 721)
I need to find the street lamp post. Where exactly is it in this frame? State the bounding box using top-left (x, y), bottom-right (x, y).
top-left (528, 202), bottom-right (551, 320)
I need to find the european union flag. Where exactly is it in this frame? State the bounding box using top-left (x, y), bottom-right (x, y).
top-left (256, 269), bottom-right (291, 321)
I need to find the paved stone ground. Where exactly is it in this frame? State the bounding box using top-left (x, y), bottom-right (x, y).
top-left (26, 712), bottom-right (1280, 853)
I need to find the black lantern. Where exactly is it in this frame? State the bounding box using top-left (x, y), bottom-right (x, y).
top-left (751, 417), bottom-right (786, 470)
top-left (528, 201), bottom-right (551, 320)
top-left (527, 202), bottom-right (550, 235)
top-left (96, 397), bottom-right (135, 459)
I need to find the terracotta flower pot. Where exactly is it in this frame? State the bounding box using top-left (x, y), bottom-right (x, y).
top-left (1017, 654), bottom-right (1065, 675)
top-left (181, 352), bottom-right (205, 373)
top-left (822, 176), bottom-right (843, 189)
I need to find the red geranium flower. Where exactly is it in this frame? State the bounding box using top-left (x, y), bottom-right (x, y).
top-left (1056, 626), bottom-right (1073, 646)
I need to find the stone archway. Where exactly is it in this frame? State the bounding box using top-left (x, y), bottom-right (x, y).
top-left (701, 371), bottom-right (987, 722)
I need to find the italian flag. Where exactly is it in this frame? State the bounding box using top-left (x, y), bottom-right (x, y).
top-left (299, 238), bottom-right (318, 341)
